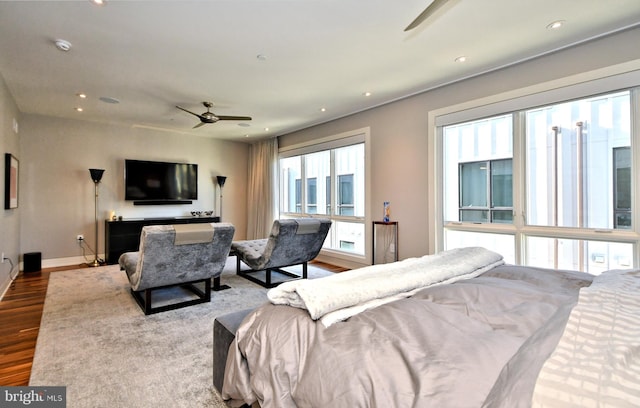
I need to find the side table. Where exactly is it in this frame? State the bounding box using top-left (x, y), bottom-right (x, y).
top-left (372, 221), bottom-right (398, 264)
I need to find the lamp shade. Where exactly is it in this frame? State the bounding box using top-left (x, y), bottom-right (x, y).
top-left (217, 176), bottom-right (227, 188)
top-left (89, 168), bottom-right (105, 183)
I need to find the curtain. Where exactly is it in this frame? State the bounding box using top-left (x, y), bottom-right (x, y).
top-left (246, 138), bottom-right (278, 239)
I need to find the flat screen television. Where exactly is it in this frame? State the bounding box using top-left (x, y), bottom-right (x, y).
top-left (124, 159), bottom-right (198, 204)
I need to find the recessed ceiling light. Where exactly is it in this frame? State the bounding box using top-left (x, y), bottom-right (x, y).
top-left (54, 39), bottom-right (72, 52)
top-left (99, 96), bottom-right (120, 104)
top-left (90, 0), bottom-right (106, 5)
top-left (74, 107), bottom-right (83, 112)
top-left (455, 56), bottom-right (467, 63)
top-left (76, 93), bottom-right (87, 98)
top-left (320, 107), bottom-right (327, 112)
top-left (264, 127), bottom-right (270, 132)
top-left (547, 20), bottom-right (565, 30)
top-left (363, 92), bottom-right (372, 97)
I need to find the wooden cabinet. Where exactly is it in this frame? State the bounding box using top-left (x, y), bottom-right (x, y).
top-left (105, 216), bottom-right (220, 264)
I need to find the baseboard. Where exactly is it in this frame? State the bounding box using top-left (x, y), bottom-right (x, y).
top-left (315, 252), bottom-right (368, 270)
top-left (35, 254), bottom-right (107, 270)
top-left (0, 263), bottom-right (21, 301)
top-left (0, 279), bottom-right (11, 301)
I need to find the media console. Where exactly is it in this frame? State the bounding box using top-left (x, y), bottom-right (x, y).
top-left (105, 216), bottom-right (220, 264)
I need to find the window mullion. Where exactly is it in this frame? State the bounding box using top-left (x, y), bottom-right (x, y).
top-left (513, 112), bottom-right (525, 265)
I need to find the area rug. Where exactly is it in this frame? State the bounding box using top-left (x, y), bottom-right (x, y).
top-left (29, 259), bottom-right (332, 408)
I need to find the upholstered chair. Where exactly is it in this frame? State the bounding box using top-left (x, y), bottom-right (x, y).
top-left (119, 222), bottom-right (235, 314)
top-left (231, 218), bottom-right (331, 287)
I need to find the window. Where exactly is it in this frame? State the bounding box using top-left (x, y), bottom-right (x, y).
top-left (459, 159), bottom-right (513, 223)
top-left (281, 156), bottom-right (301, 214)
top-left (525, 92), bottom-right (631, 230)
top-left (441, 90), bottom-right (634, 274)
top-left (338, 174), bottom-right (354, 216)
top-left (444, 114), bottom-right (513, 224)
top-left (307, 178), bottom-right (317, 214)
top-left (614, 147), bottom-right (631, 229)
top-left (280, 139), bottom-right (366, 256)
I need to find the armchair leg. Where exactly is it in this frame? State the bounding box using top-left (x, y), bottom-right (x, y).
top-left (213, 276), bottom-right (231, 291)
top-left (130, 278), bottom-right (212, 315)
top-left (238, 264), bottom-right (307, 289)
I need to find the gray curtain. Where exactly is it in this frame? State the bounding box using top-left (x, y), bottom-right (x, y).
top-left (246, 138), bottom-right (278, 239)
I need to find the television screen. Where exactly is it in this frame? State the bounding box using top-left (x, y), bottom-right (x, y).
top-left (124, 159), bottom-right (198, 202)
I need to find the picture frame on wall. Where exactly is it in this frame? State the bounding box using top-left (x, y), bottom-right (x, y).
top-left (5, 153), bottom-right (18, 209)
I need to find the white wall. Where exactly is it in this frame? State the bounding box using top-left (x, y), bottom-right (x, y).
top-left (279, 26), bottom-right (640, 261)
top-left (19, 114), bottom-right (249, 268)
top-left (0, 73), bottom-right (21, 297)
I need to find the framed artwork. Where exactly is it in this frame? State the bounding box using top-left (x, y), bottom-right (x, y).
top-left (5, 153), bottom-right (18, 209)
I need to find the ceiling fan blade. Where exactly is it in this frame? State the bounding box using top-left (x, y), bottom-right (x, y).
top-left (176, 105), bottom-right (204, 119)
top-left (404, 0), bottom-right (451, 31)
top-left (216, 115), bottom-right (252, 121)
top-left (192, 122), bottom-right (207, 129)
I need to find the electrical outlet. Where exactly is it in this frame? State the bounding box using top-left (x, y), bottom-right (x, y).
top-left (77, 234), bottom-right (84, 242)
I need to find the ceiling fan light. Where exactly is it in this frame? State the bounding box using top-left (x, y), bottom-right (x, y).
top-left (99, 96), bottom-right (120, 104)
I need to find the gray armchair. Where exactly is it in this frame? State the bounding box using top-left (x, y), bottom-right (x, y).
top-left (231, 218), bottom-right (331, 288)
top-left (119, 222), bottom-right (235, 314)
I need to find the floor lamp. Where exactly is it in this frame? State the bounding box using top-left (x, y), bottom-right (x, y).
top-left (217, 176), bottom-right (227, 220)
top-left (88, 168), bottom-right (105, 267)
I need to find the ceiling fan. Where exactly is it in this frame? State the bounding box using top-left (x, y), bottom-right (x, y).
top-left (176, 101), bottom-right (252, 128)
top-left (405, 0), bottom-right (451, 31)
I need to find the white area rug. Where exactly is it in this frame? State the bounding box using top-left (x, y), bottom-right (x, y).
top-left (30, 259), bottom-right (331, 408)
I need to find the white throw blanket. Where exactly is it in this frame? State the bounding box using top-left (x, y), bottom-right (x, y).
top-left (532, 269), bottom-right (640, 407)
top-left (267, 247), bottom-right (504, 326)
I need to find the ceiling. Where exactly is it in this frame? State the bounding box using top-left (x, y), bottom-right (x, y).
top-left (1, 0), bottom-right (640, 142)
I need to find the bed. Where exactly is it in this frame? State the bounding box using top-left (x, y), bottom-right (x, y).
top-left (221, 247), bottom-right (640, 407)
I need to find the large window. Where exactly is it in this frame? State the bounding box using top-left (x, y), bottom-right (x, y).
top-left (441, 90), bottom-right (634, 274)
top-left (280, 141), bottom-right (366, 256)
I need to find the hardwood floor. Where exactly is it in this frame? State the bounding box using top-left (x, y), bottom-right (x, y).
top-left (0, 260), bottom-right (346, 386)
top-left (0, 264), bottom-right (87, 386)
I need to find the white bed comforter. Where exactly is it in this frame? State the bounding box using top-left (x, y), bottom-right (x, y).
top-left (532, 269), bottom-right (640, 407)
top-left (267, 246), bottom-right (504, 326)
